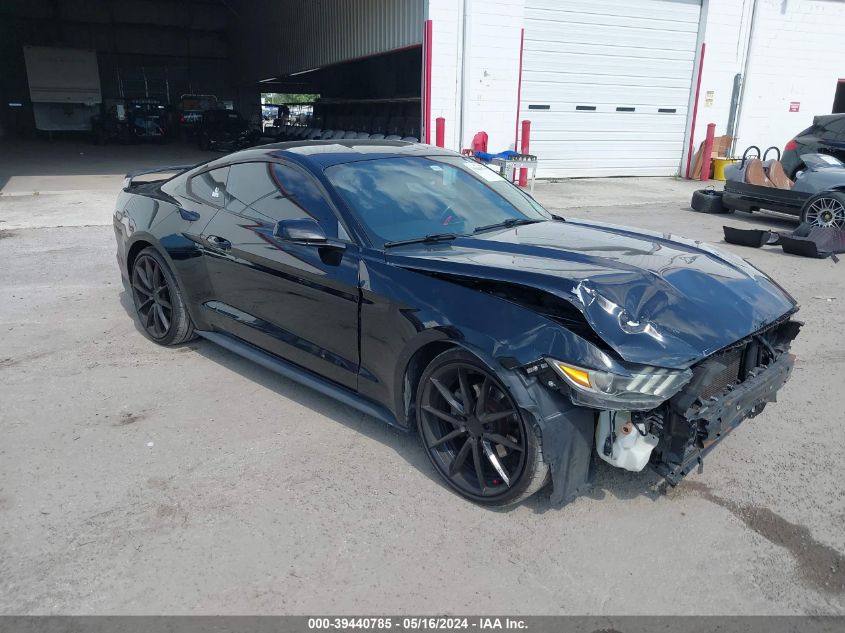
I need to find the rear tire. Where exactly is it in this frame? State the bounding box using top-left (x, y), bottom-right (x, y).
top-left (690, 189), bottom-right (729, 214)
top-left (130, 247), bottom-right (196, 346)
top-left (800, 191), bottom-right (845, 228)
top-left (416, 349), bottom-right (548, 506)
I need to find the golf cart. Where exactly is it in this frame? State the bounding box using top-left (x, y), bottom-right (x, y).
top-left (722, 147), bottom-right (845, 228)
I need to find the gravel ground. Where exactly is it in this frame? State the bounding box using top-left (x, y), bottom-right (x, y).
top-left (0, 153), bottom-right (843, 614)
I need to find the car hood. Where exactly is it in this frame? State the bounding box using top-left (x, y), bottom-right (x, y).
top-left (387, 219), bottom-right (797, 368)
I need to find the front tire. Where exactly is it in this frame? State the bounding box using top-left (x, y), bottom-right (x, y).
top-left (416, 349), bottom-right (548, 506)
top-left (130, 247), bottom-right (196, 346)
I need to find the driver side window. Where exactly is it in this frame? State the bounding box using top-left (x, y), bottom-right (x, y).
top-left (225, 161), bottom-right (346, 239)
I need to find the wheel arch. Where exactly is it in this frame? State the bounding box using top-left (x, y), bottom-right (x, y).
top-left (402, 331), bottom-right (596, 507)
top-left (800, 189), bottom-right (845, 227)
top-left (392, 326), bottom-right (559, 433)
top-left (125, 231), bottom-right (192, 282)
top-left (124, 232), bottom-right (212, 330)
top-left (126, 237), bottom-right (155, 275)
top-left (396, 336), bottom-right (462, 430)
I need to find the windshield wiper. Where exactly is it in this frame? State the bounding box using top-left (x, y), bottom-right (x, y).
top-left (472, 218), bottom-right (543, 234)
top-left (383, 232), bottom-right (463, 248)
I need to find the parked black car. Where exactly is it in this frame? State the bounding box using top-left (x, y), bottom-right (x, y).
top-left (782, 114), bottom-right (845, 178)
top-left (178, 93), bottom-right (219, 141)
top-left (114, 141), bottom-right (800, 507)
top-left (196, 109), bottom-right (256, 151)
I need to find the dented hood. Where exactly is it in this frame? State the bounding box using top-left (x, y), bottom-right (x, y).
top-left (387, 219), bottom-right (797, 368)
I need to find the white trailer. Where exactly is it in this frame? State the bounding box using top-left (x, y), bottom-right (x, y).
top-left (23, 46), bottom-right (102, 132)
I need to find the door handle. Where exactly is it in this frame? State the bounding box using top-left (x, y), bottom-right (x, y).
top-left (205, 235), bottom-right (231, 250)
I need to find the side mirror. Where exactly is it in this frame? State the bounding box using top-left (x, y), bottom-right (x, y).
top-left (274, 217), bottom-right (327, 243)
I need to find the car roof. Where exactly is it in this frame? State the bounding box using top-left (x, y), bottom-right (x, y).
top-left (206, 140), bottom-right (459, 170)
top-left (813, 113), bottom-right (845, 127)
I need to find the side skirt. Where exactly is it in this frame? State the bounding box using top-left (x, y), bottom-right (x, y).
top-left (723, 182), bottom-right (806, 215)
top-left (195, 330), bottom-right (405, 432)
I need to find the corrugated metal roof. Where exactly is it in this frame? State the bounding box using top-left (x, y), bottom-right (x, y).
top-left (238, 0), bottom-right (424, 81)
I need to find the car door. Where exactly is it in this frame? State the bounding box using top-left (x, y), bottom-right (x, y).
top-left (199, 160), bottom-right (361, 389)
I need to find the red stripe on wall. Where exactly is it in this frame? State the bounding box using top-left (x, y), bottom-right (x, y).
top-left (685, 42), bottom-right (706, 179)
top-left (514, 27), bottom-right (525, 149)
top-left (423, 19), bottom-right (433, 144)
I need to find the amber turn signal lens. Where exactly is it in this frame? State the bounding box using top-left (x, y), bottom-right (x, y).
top-left (556, 363), bottom-right (592, 389)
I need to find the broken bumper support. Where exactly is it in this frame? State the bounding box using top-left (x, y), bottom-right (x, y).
top-left (653, 352), bottom-right (795, 485)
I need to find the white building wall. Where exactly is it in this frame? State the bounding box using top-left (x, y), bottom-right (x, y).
top-left (430, 0), bottom-right (845, 177)
top-left (426, 0), bottom-right (463, 149)
top-left (460, 0), bottom-right (525, 153)
top-left (691, 0), bottom-right (845, 170)
top-left (686, 0), bottom-right (753, 169)
top-left (426, 0), bottom-right (525, 153)
top-left (736, 0), bottom-right (845, 152)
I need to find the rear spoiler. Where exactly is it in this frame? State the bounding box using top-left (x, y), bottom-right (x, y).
top-left (123, 164), bottom-right (198, 189)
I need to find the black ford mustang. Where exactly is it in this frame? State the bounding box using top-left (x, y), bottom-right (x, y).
top-left (114, 141), bottom-right (800, 507)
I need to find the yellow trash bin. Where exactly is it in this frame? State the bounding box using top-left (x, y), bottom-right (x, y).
top-left (713, 158), bottom-right (738, 181)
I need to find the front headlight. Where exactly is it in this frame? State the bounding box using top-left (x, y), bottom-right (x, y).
top-left (546, 358), bottom-right (692, 410)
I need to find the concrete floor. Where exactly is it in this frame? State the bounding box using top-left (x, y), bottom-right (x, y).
top-left (0, 137), bottom-right (210, 196)
top-left (1, 140), bottom-right (843, 615)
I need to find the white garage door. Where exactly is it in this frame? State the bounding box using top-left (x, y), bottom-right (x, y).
top-left (520, 0), bottom-right (701, 177)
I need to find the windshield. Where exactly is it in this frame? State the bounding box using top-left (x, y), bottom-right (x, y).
top-left (324, 155), bottom-right (551, 246)
top-left (799, 153), bottom-right (845, 170)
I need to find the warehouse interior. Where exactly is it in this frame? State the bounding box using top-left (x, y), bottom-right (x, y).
top-left (0, 0), bottom-right (424, 141)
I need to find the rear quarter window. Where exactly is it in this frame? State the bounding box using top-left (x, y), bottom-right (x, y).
top-left (188, 166), bottom-right (230, 206)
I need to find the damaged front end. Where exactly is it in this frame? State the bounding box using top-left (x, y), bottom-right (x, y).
top-left (525, 316), bottom-right (801, 494)
top-left (643, 317), bottom-right (801, 484)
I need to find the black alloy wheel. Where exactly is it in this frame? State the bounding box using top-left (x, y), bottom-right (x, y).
top-left (130, 247), bottom-right (195, 345)
top-left (417, 350), bottom-right (547, 506)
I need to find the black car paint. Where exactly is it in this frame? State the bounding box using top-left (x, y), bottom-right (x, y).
top-left (114, 141), bottom-right (798, 504)
top-left (782, 114), bottom-right (845, 178)
top-left (196, 110), bottom-right (256, 151)
top-left (722, 180), bottom-right (811, 216)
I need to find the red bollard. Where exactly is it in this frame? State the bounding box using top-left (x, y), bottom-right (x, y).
top-left (519, 119), bottom-right (531, 187)
top-left (700, 123), bottom-right (716, 181)
top-left (435, 117), bottom-right (445, 148)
